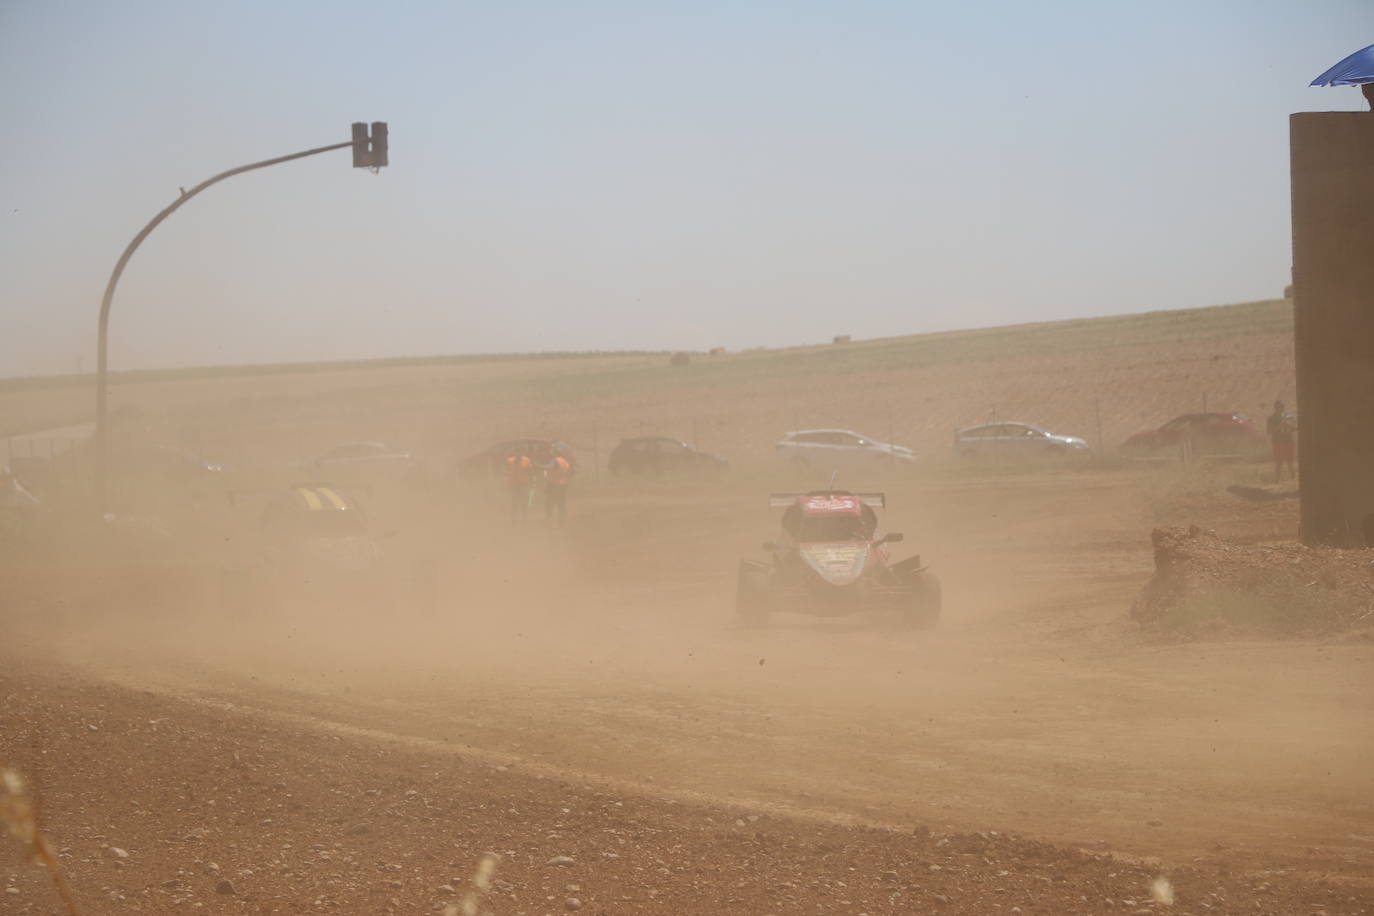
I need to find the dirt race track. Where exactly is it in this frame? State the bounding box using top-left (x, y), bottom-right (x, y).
top-left (4, 464), bottom-right (1374, 915)
top-left (4, 302), bottom-right (1374, 914)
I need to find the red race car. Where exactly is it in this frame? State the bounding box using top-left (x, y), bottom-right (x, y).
top-left (736, 490), bottom-right (940, 628)
top-left (1120, 412), bottom-right (1267, 458)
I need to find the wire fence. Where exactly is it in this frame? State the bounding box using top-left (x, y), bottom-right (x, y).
top-left (5, 358), bottom-right (1293, 515)
top-left (467, 390), bottom-right (1284, 481)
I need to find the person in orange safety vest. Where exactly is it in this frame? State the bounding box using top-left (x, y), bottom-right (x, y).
top-left (544, 452), bottom-right (572, 526)
top-left (506, 453), bottom-right (534, 523)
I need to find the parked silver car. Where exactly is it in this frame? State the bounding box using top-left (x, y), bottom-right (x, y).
top-left (775, 429), bottom-right (916, 470)
top-left (953, 422), bottom-right (1089, 461)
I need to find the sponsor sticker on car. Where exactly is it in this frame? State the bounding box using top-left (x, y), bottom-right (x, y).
top-left (801, 495), bottom-right (862, 515)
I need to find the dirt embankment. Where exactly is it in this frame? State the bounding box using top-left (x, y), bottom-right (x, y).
top-left (1134, 526), bottom-right (1374, 637)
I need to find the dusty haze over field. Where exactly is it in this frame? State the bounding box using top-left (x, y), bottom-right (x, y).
top-left (4, 301), bottom-right (1373, 913)
top-left (4, 7), bottom-right (1373, 909)
top-left (1, 1), bottom-right (1371, 377)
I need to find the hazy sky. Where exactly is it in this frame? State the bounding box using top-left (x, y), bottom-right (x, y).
top-left (1, 1), bottom-right (1370, 376)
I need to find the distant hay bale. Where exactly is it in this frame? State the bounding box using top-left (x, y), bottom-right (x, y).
top-left (670, 351), bottom-right (691, 367)
top-left (708, 347), bottom-right (726, 357)
top-left (832, 335), bottom-right (851, 344)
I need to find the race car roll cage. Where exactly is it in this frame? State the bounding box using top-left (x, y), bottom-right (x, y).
top-left (768, 490), bottom-right (899, 545)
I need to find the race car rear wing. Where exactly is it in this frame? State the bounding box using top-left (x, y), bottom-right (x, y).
top-left (768, 492), bottom-right (885, 509)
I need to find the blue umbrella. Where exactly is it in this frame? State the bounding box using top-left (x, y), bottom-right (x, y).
top-left (1310, 43), bottom-right (1374, 86)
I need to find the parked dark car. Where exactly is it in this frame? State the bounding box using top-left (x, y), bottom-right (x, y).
top-left (106, 444), bottom-right (228, 513)
top-left (607, 437), bottom-right (727, 476)
top-left (112, 444), bottom-right (225, 479)
top-left (456, 439), bottom-right (577, 477)
top-left (1121, 413), bottom-right (1267, 458)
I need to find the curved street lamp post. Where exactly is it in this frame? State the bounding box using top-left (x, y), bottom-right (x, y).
top-left (94, 122), bottom-right (388, 515)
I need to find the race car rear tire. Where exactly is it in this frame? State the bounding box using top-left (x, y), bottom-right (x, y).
top-left (736, 563), bottom-right (771, 627)
top-left (902, 570), bottom-right (941, 629)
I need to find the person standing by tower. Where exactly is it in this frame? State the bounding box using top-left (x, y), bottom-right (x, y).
top-left (1266, 400), bottom-right (1297, 483)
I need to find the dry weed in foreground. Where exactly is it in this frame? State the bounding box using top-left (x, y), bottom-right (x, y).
top-left (1152, 875), bottom-right (1176, 906)
top-left (1, 768), bottom-right (81, 915)
top-left (443, 852), bottom-right (500, 916)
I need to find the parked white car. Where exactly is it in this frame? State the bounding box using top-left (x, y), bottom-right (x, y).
top-left (953, 422), bottom-right (1089, 462)
top-left (775, 429), bottom-right (916, 470)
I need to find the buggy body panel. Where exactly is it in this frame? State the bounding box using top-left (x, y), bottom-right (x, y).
top-left (738, 489), bottom-right (939, 625)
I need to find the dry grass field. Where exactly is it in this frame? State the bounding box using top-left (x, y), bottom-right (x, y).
top-left (4, 297), bottom-right (1293, 470)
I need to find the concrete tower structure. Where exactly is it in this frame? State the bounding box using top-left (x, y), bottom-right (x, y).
top-left (1289, 112), bottom-right (1374, 546)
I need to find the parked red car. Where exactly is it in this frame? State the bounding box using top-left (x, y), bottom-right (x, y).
top-left (1120, 412), bottom-right (1267, 458)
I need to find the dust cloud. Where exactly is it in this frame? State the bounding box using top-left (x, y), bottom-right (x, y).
top-left (4, 347), bottom-right (1369, 890)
